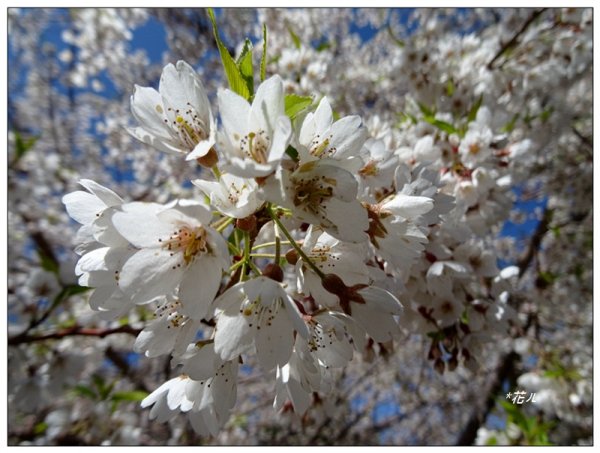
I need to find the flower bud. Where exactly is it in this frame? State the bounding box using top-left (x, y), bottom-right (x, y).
top-left (321, 273), bottom-right (348, 298)
top-left (285, 248), bottom-right (298, 265)
top-left (262, 263), bottom-right (284, 282)
top-left (196, 147), bottom-right (219, 168)
top-left (434, 358), bottom-right (445, 375)
top-left (236, 215), bottom-right (257, 232)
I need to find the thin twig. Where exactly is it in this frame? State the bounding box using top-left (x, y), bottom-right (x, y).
top-left (516, 207), bottom-right (552, 278)
top-left (487, 9), bottom-right (547, 70)
top-left (8, 325), bottom-right (141, 346)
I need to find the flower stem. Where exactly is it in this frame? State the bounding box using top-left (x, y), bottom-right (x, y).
top-left (251, 240), bottom-right (291, 251)
top-left (274, 222), bottom-right (282, 265)
top-left (267, 204), bottom-right (325, 279)
top-left (212, 215), bottom-right (234, 232)
top-left (250, 253), bottom-right (277, 258)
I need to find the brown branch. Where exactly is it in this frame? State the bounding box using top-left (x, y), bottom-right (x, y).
top-left (455, 351), bottom-right (520, 445)
top-left (571, 126), bottom-right (593, 149)
top-left (455, 206), bottom-right (553, 444)
top-left (105, 346), bottom-right (151, 393)
top-left (8, 325), bottom-right (141, 346)
top-left (487, 9), bottom-right (547, 70)
top-left (517, 207), bottom-right (552, 278)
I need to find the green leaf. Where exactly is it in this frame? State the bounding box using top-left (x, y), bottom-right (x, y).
top-left (315, 40), bottom-right (331, 52)
top-left (13, 131), bottom-right (38, 163)
top-left (426, 331), bottom-right (445, 341)
top-left (64, 284), bottom-right (91, 297)
top-left (445, 79), bottom-right (455, 97)
top-left (91, 374), bottom-right (115, 400)
top-left (38, 249), bottom-right (59, 274)
top-left (111, 390), bottom-right (149, 403)
top-left (284, 94), bottom-right (312, 120)
top-left (73, 384), bottom-right (97, 400)
top-left (423, 116), bottom-right (458, 135)
top-left (260, 23), bottom-right (267, 82)
top-left (417, 102), bottom-right (434, 117)
top-left (467, 95), bottom-right (483, 123)
top-left (397, 111), bottom-right (417, 125)
top-left (485, 436), bottom-right (498, 446)
top-left (228, 227), bottom-right (243, 251)
top-left (538, 271), bottom-right (557, 285)
top-left (285, 144), bottom-right (299, 162)
top-left (34, 422), bottom-right (48, 435)
top-left (286, 23), bottom-right (301, 49)
top-left (207, 8), bottom-right (250, 100)
top-left (501, 113), bottom-right (520, 133)
top-left (386, 24), bottom-right (405, 47)
top-left (236, 38), bottom-right (254, 97)
top-left (540, 106), bottom-right (553, 123)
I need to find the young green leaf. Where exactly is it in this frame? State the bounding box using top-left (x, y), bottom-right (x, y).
top-left (286, 23), bottom-right (301, 49)
top-left (236, 38), bottom-right (254, 97)
top-left (73, 384), bottom-right (97, 400)
top-left (501, 113), bottom-right (520, 133)
top-left (387, 24), bottom-right (405, 47)
top-left (285, 144), bottom-right (299, 162)
top-left (38, 249), bottom-right (59, 274)
top-left (315, 40), bottom-right (331, 52)
top-left (445, 78), bottom-right (455, 97)
top-left (111, 390), bottom-right (149, 403)
top-left (260, 23), bottom-right (267, 82)
top-left (424, 117), bottom-right (458, 135)
top-left (13, 131), bottom-right (38, 163)
top-left (417, 102), bottom-right (435, 118)
top-left (467, 95), bottom-right (483, 123)
top-left (207, 8), bottom-right (250, 100)
top-left (284, 94), bottom-right (312, 120)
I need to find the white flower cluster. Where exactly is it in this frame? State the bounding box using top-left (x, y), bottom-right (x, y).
top-left (63, 59), bottom-right (519, 435)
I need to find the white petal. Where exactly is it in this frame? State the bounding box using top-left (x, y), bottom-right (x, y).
top-left (126, 126), bottom-right (183, 155)
top-left (177, 343), bottom-right (220, 381)
top-left (75, 247), bottom-right (109, 275)
top-left (178, 257), bottom-right (223, 320)
top-left (351, 302), bottom-right (400, 343)
top-left (357, 286), bottom-right (403, 315)
top-left (250, 74), bottom-right (285, 133)
top-left (328, 115), bottom-right (367, 159)
top-left (255, 307), bottom-right (295, 370)
top-left (130, 85), bottom-right (172, 139)
top-left (78, 179), bottom-right (123, 207)
top-left (313, 97), bottom-right (333, 131)
top-left (267, 115), bottom-right (292, 163)
top-left (213, 286), bottom-right (253, 360)
top-left (160, 61), bottom-right (211, 123)
top-left (323, 198), bottom-right (369, 243)
top-left (111, 202), bottom-right (170, 248)
top-left (218, 88), bottom-right (250, 141)
top-left (62, 191), bottom-right (108, 225)
top-left (119, 248), bottom-right (183, 304)
top-left (383, 194), bottom-right (434, 219)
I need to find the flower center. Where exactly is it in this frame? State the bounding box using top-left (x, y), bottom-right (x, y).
top-left (359, 160), bottom-right (379, 177)
top-left (162, 103), bottom-right (208, 151)
top-left (161, 225), bottom-right (210, 265)
top-left (154, 299), bottom-right (189, 329)
top-left (468, 142), bottom-right (481, 155)
top-left (240, 297), bottom-right (282, 329)
top-left (309, 135), bottom-right (336, 158)
top-left (307, 318), bottom-right (338, 354)
top-left (240, 129), bottom-right (270, 164)
top-left (292, 175), bottom-right (335, 218)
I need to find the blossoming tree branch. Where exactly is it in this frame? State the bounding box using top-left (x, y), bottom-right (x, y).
top-left (8, 7), bottom-right (592, 445)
